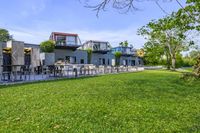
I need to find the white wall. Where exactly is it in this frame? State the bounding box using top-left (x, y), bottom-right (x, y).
top-left (7, 41), bottom-right (24, 66)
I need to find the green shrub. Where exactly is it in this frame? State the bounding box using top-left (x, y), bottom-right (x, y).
top-left (114, 52), bottom-right (122, 66)
top-left (40, 40), bottom-right (55, 53)
top-left (87, 48), bottom-right (92, 64)
top-left (180, 72), bottom-right (199, 82)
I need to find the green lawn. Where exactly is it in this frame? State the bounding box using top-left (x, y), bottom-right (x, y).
top-left (0, 70), bottom-right (200, 132)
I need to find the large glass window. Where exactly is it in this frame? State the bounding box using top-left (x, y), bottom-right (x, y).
top-left (66, 36), bottom-right (76, 45)
top-left (56, 36), bottom-right (66, 45)
top-left (100, 43), bottom-right (107, 50)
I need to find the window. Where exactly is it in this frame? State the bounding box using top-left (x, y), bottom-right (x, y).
top-left (80, 59), bottom-right (84, 64)
top-left (56, 36), bottom-right (65, 41)
top-left (56, 36), bottom-right (66, 45)
top-left (131, 60), bottom-right (135, 66)
top-left (99, 58), bottom-right (102, 65)
top-left (66, 56), bottom-right (70, 63)
top-left (100, 43), bottom-right (107, 50)
top-left (93, 42), bottom-right (100, 50)
top-left (74, 57), bottom-right (76, 63)
top-left (66, 36), bottom-right (76, 45)
top-left (107, 59), bottom-right (110, 65)
top-left (102, 58), bottom-right (105, 65)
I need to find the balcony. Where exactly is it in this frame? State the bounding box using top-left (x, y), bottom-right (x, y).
top-left (112, 47), bottom-right (136, 57)
top-left (55, 40), bottom-right (81, 51)
top-left (92, 44), bottom-right (110, 54)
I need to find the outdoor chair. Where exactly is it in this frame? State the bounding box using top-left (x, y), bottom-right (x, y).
top-left (79, 65), bottom-right (85, 76)
top-left (1, 71), bottom-right (11, 81)
top-left (89, 65), bottom-right (96, 75)
top-left (67, 65), bottom-right (74, 77)
top-left (41, 66), bottom-right (50, 78)
top-left (107, 66), bottom-right (112, 73)
top-left (1, 66), bottom-right (12, 81)
top-left (20, 65), bottom-right (31, 81)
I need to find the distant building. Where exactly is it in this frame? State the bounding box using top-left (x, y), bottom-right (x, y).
top-left (82, 40), bottom-right (111, 54)
top-left (50, 32), bottom-right (87, 64)
top-left (0, 32), bottom-right (143, 72)
top-left (50, 32), bottom-right (82, 50)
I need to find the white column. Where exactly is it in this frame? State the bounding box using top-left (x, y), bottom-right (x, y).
top-left (31, 48), bottom-right (40, 67)
top-left (7, 41), bottom-right (24, 66)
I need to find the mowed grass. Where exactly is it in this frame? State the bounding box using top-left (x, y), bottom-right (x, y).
top-left (0, 70), bottom-right (200, 132)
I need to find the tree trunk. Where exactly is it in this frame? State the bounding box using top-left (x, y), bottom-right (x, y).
top-left (171, 57), bottom-right (176, 71)
top-left (166, 53), bottom-right (170, 70)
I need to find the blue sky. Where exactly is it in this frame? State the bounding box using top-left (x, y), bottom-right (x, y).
top-left (0, 0), bottom-right (185, 48)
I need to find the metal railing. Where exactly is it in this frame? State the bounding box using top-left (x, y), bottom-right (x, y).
top-left (0, 64), bottom-right (144, 83)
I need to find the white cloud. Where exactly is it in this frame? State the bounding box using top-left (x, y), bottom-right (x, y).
top-left (19, 0), bottom-right (47, 17)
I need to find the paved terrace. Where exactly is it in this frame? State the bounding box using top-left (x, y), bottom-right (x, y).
top-left (0, 64), bottom-right (144, 85)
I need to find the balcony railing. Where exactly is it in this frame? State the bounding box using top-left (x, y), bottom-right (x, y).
top-left (55, 41), bottom-right (80, 50)
top-left (56, 41), bottom-right (78, 46)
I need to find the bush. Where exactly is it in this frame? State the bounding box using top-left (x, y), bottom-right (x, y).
top-left (114, 52), bottom-right (122, 66)
top-left (194, 54), bottom-right (200, 76)
top-left (180, 72), bottom-right (199, 82)
top-left (40, 40), bottom-right (55, 53)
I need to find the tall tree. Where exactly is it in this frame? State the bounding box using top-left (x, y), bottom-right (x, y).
top-left (176, 0), bottom-right (200, 31)
top-left (124, 40), bottom-right (128, 47)
top-left (119, 41), bottom-right (129, 47)
top-left (138, 13), bottom-right (194, 70)
top-left (0, 29), bottom-right (11, 42)
top-left (142, 41), bottom-right (165, 65)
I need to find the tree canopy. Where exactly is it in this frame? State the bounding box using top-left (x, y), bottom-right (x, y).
top-left (40, 40), bottom-right (55, 53)
top-left (138, 11), bottom-right (195, 70)
top-left (119, 40), bottom-right (129, 47)
top-left (0, 28), bottom-right (11, 42)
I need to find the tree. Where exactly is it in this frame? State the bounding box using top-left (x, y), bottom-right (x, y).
top-left (0, 28), bottom-right (11, 42)
top-left (194, 55), bottom-right (200, 76)
top-left (114, 51), bottom-right (122, 66)
top-left (142, 41), bottom-right (165, 65)
top-left (87, 48), bottom-right (92, 64)
top-left (176, 0), bottom-right (200, 31)
top-left (119, 41), bottom-right (129, 47)
top-left (189, 50), bottom-right (200, 59)
top-left (124, 40), bottom-right (128, 47)
top-left (119, 42), bottom-right (123, 47)
top-left (138, 12), bottom-right (194, 70)
top-left (40, 40), bottom-right (55, 53)
top-left (84, 0), bottom-right (168, 16)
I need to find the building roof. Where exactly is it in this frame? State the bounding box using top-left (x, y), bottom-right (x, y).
top-left (84, 40), bottom-right (109, 44)
top-left (24, 43), bottom-right (40, 48)
top-left (51, 32), bottom-right (78, 36)
top-left (112, 46), bottom-right (133, 49)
